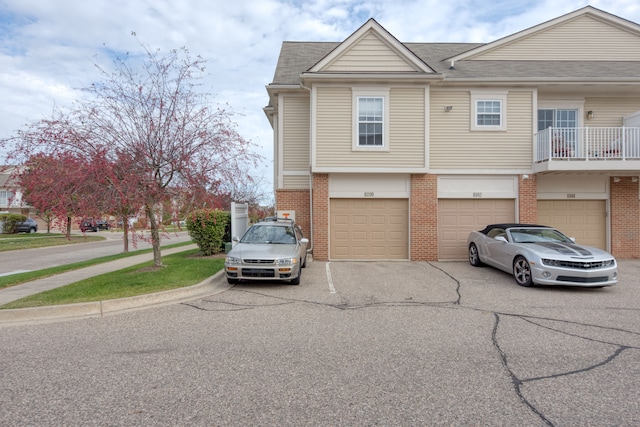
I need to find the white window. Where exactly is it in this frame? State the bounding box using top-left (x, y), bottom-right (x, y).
top-left (352, 88), bottom-right (390, 151)
top-left (471, 91), bottom-right (508, 131)
top-left (0, 190), bottom-right (13, 207)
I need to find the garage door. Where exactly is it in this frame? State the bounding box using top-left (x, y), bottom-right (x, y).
top-left (438, 199), bottom-right (516, 260)
top-left (537, 200), bottom-right (606, 250)
top-left (330, 198), bottom-right (408, 260)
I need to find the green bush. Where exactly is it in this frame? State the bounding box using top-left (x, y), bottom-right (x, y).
top-left (0, 214), bottom-right (26, 234)
top-left (186, 209), bottom-right (230, 256)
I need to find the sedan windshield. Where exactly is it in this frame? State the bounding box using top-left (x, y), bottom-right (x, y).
top-left (510, 228), bottom-right (573, 244)
top-left (240, 225), bottom-right (296, 244)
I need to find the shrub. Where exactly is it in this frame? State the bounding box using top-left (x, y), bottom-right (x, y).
top-left (0, 214), bottom-right (27, 234)
top-left (186, 209), bottom-right (230, 255)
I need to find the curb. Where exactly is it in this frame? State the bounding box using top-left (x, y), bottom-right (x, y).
top-left (0, 271), bottom-right (231, 327)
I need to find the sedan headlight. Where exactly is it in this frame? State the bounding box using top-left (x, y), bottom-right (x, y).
top-left (275, 258), bottom-right (297, 265)
top-left (225, 256), bottom-right (241, 265)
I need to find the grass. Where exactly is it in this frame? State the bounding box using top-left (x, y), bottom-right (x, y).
top-left (1, 249), bottom-right (225, 309)
top-left (0, 234), bottom-right (105, 251)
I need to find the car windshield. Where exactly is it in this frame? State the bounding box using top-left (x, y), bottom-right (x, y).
top-left (240, 225), bottom-right (296, 244)
top-left (509, 228), bottom-right (573, 244)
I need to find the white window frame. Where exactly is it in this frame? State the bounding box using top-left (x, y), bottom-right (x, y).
top-left (470, 91), bottom-right (508, 131)
top-left (352, 88), bottom-right (390, 151)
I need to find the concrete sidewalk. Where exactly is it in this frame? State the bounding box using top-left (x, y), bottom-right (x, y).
top-left (0, 244), bottom-right (232, 325)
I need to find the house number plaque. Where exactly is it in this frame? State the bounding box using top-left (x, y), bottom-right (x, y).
top-left (473, 192), bottom-right (483, 198)
top-left (364, 192), bottom-right (374, 197)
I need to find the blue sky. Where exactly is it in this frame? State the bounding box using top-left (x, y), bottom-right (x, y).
top-left (1, 0), bottom-right (639, 197)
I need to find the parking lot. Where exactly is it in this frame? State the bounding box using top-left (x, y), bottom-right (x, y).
top-left (1, 258), bottom-right (639, 426)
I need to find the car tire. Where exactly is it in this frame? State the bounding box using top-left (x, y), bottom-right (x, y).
top-left (513, 256), bottom-right (534, 287)
top-left (29, 227), bottom-right (36, 234)
top-left (290, 269), bottom-right (301, 285)
top-left (468, 243), bottom-right (483, 267)
top-left (227, 278), bottom-right (239, 285)
top-left (302, 254), bottom-right (307, 268)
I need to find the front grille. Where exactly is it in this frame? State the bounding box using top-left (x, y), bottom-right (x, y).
top-left (553, 260), bottom-right (613, 269)
top-left (242, 269), bottom-right (276, 278)
top-left (556, 276), bottom-right (609, 283)
top-left (243, 259), bottom-right (275, 265)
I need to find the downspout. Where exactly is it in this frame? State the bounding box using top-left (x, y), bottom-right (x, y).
top-left (301, 81), bottom-right (314, 254)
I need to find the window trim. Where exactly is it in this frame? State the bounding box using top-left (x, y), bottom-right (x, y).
top-left (470, 91), bottom-right (508, 131)
top-left (352, 88), bottom-right (390, 151)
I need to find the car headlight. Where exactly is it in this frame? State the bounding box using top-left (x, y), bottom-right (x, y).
top-left (225, 256), bottom-right (241, 265)
top-left (541, 258), bottom-right (561, 266)
top-left (275, 258), bottom-right (297, 265)
top-left (601, 259), bottom-right (616, 267)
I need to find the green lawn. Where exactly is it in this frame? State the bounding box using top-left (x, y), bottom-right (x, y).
top-left (0, 234), bottom-right (105, 251)
top-left (1, 250), bottom-right (225, 309)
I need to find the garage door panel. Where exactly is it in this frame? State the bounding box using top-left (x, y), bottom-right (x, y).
top-left (537, 200), bottom-right (605, 250)
top-left (438, 199), bottom-right (516, 260)
top-left (330, 198), bottom-right (408, 260)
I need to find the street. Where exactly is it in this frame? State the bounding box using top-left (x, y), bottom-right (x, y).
top-left (0, 258), bottom-right (638, 426)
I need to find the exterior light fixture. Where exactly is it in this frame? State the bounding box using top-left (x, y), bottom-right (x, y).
top-left (444, 106), bottom-right (453, 112)
top-left (587, 110), bottom-right (594, 120)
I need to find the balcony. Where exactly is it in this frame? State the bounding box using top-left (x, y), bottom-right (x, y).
top-left (533, 127), bottom-right (640, 173)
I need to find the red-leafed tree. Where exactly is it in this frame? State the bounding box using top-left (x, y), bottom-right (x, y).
top-left (2, 40), bottom-right (262, 267)
top-left (18, 152), bottom-right (102, 237)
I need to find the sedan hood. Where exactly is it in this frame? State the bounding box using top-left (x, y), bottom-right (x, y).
top-left (229, 243), bottom-right (298, 260)
top-left (527, 242), bottom-right (611, 259)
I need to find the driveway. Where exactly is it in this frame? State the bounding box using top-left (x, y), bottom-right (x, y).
top-left (0, 258), bottom-right (638, 426)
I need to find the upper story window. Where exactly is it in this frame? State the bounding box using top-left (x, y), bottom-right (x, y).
top-left (470, 91), bottom-right (508, 131)
top-left (0, 190), bottom-right (14, 207)
top-left (358, 97), bottom-right (383, 146)
top-left (352, 88), bottom-right (390, 151)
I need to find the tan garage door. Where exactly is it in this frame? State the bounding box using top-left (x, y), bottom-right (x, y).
top-left (537, 200), bottom-right (606, 250)
top-left (438, 199), bottom-right (516, 260)
top-left (330, 198), bottom-right (408, 260)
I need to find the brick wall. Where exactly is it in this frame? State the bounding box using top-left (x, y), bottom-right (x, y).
top-left (519, 174), bottom-right (537, 224)
top-left (275, 188), bottom-right (311, 240)
top-left (312, 174), bottom-right (329, 260)
top-left (610, 176), bottom-right (640, 259)
top-left (410, 174), bottom-right (438, 261)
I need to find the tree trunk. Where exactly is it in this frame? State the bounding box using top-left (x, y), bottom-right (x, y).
top-left (122, 217), bottom-right (129, 253)
top-left (146, 204), bottom-right (162, 267)
top-left (66, 216), bottom-right (72, 238)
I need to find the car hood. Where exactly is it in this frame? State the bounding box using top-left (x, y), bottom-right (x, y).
top-left (523, 241), bottom-right (612, 259)
top-left (228, 243), bottom-right (299, 260)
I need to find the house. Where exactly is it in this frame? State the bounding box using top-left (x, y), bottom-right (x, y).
top-left (264, 6), bottom-right (640, 261)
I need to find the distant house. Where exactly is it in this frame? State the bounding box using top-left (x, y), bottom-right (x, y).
top-left (265, 6), bottom-right (640, 261)
top-left (0, 166), bottom-right (27, 215)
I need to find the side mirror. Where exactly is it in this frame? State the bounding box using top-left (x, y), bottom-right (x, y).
top-left (300, 238), bottom-right (309, 244)
top-left (495, 236), bottom-right (508, 243)
top-left (232, 236), bottom-right (240, 242)
top-left (570, 237), bottom-right (576, 243)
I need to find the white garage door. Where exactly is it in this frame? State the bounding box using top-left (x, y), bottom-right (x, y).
top-left (438, 199), bottom-right (516, 260)
top-left (330, 198), bottom-right (408, 260)
top-left (537, 200), bottom-right (606, 250)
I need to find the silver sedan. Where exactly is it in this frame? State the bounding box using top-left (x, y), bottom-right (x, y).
top-left (467, 224), bottom-right (617, 287)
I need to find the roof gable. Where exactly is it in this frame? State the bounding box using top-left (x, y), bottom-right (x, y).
top-left (308, 19), bottom-right (434, 74)
top-left (449, 6), bottom-right (640, 62)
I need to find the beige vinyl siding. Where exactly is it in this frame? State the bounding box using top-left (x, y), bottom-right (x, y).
top-left (283, 95), bottom-right (310, 171)
top-left (325, 32), bottom-right (416, 72)
top-left (430, 89), bottom-right (533, 169)
top-left (315, 87), bottom-right (426, 168)
top-left (283, 175), bottom-right (310, 189)
top-left (475, 15), bottom-right (640, 60)
top-left (581, 97), bottom-right (640, 127)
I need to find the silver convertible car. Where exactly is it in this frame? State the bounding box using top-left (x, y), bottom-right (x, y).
top-left (467, 224), bottom-right (617, 287)
top-left (225, 218), bottom-right (309, 285)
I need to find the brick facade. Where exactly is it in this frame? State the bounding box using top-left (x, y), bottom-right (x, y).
top-left (410, 174), bottom-right (438, 261)
top-left (610, 176), bottom-right (640, 259)
top-left (311, 174), bottom-right (329, 261)
top-left (518, 174), bottom-right (538, 224)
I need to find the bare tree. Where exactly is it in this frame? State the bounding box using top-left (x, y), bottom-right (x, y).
top-left (2, 40), bottom-right (262, 267)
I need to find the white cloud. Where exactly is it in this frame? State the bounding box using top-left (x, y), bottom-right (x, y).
top-left (1, 0), bottom-right (640, 199)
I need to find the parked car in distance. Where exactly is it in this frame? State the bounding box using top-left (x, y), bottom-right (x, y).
top-left (225, 218), bottom-right (309, 285)
top-left (468, 224), bottom-right (617, 288)
top-left (96, 219), bottom-right (111, 230)
top-left (15, 217), bottom-right (38, 233)
top-left (79, 219), bottom-right (99, 232)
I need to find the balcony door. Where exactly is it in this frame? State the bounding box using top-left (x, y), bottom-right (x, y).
top-left (538, 109), bottom-right (578, 156)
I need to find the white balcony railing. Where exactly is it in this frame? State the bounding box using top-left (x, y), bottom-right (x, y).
top-left (534, 127), bottom-right (640, 162)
